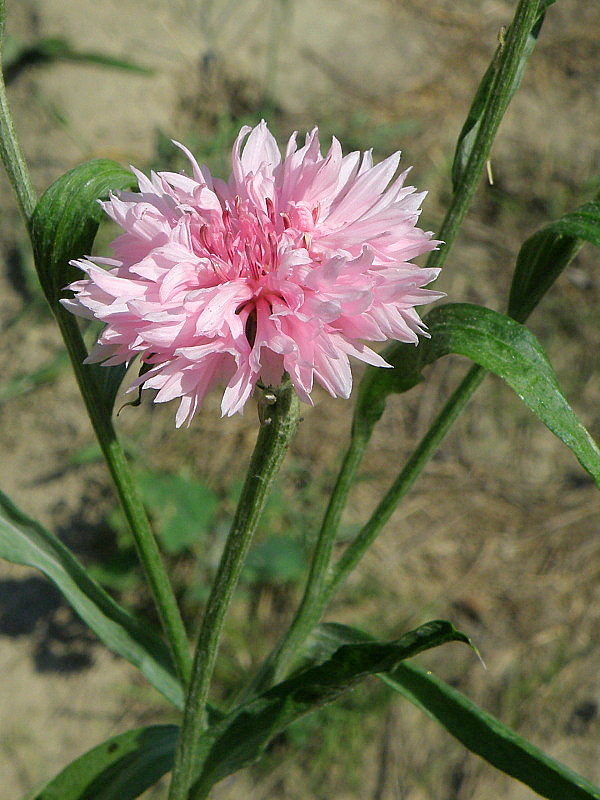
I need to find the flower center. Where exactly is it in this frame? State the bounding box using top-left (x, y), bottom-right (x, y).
top-left (193, 197), bottom-right (282, 284)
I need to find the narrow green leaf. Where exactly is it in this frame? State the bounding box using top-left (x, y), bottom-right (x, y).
top-left (190, 620), bottom-right (470, 794)
top-left (30, 159), bottom-right (136, 307)
top-left (355, 196), bottom-right (600, 470)
top-left (451, 1), bottom-right (554, 190)
top-left (509, 198), bottom-right (600, 322)
top-left (30, 159), bottom-right (137, 412)
top-left (385, 665), bottom-right (600, 800)
top-left (22, 725), bottom-right (178, 800)
top-left (356, 303), bottom-right (600, 485)
top-left (0, 488), bottom-right (184, 709)
top-left (25, 622), bottom-right (467, 799)
top-left (308, 623), bottom-right (600, 800)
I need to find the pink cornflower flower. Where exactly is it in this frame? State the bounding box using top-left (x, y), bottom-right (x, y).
top-left (63, 121), bottom-right (443, 426)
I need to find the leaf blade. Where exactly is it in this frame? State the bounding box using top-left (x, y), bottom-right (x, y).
top-left (356, 303), bottom-right (600, 485)
top-left (22, 725), bottom-right (178, 800)
top-left (23, 622), bottom-right (467, 799)
top-left (384, 664), bottom-right (600, 800)
top-left (356, 194), bottom-right (600, 442)
top-left (30, 159), bottom-right (137, 412)
top-left (508, 198), bottom-right (600, 322)
top-left (31, 159), bottom-right (136, 307)
top-left (0, 488), bottom-right (184, 709)
top-left (309, 623), bottom-right (600, 800)
top-left (191, 620), bottom-right (470, 794)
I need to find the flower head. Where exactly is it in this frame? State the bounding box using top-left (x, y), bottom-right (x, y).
top-left (63, 121), bottom-right (443, 426)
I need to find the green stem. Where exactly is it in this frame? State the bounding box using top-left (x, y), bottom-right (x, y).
top-left (168, 383), bottom-right (301, 800)
top-left (328, 365), bottom-right (485, 596)
top-left (251, 430), bottom-right (370, 691)
top-left (56, 309), bottom-right (192, 686)
top-left (0, 5), bottom-right (191, 684)
top-left (426, 0), bottom-right (541, 271)
top-left (252, 366), bottom-right (483, 694)
top-left (0, 2), bottom-right (36, 222)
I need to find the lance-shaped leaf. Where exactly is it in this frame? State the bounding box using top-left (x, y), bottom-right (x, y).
top-left (385, 665), bottom-right (600, 800)
top-left (356, 303), bottom-right (600, 485)
top-left (23, 725), bottom-right (178, 800)
top-left (307, 623), bottom-right (600, 800)
top-left (0, 488), bottom-right (184, 709)
top-left (190, 620), bottom-right (470, 794)
top-left (21, 620), bottom-right (469, 800)
top-left (509, 198), bottom-right (600, 322)
top-left (451, 0), bottom-right (554, 190)
top-left (356, 195), bottom-right (599, 439)
top-left (30, 159), bottom-right (136, 307)
top-left (30, 159), bottom-right (137, 412)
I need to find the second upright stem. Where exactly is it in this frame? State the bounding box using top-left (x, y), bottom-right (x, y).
top-left (168, 382), bottom-right (301, 800)
top-left (254, 0), bottom-right (543, 691)
top-left (427, 0), bottom-right (541, 272)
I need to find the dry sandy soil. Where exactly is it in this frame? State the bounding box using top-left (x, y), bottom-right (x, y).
top-left (0, 0), bottom-right (599, 798)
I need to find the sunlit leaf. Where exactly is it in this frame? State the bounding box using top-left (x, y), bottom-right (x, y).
top-left (355, 303), bottom-right (600, 485)
top-left (355, 195), bottom-right (599, 441)
top-left (190, 620), bottom-right (470, 795)
top-left (30, 159), bottom-right (137, 412)
top-left (307, 623), bottom-right (600, 800)
top-left (21, 620), bottom-right (468, 799)
top-left (31, 159), bottom-right (135, 307)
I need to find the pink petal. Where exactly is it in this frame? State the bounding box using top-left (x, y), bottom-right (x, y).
top-left (62, 122), bottom-right (441, 423)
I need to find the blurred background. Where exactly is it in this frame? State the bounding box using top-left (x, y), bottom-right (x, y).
top-left (0, 0), bottom-right (598, 797)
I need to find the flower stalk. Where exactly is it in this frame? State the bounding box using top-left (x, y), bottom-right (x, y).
top-left (248, 429), bottom-right (370, 692)
top-left (168, 381), bottom-right (301, 800)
